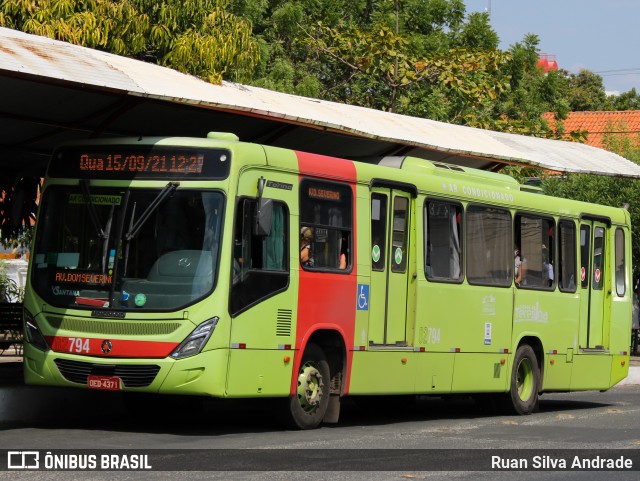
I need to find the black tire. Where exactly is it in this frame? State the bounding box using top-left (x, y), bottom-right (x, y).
top-left (507, 344), bottom-right (540, 415)
top-left (285, 343), bottom-right (330, 429)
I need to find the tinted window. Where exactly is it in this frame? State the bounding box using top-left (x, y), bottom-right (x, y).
top-left (425, 200), bottom-right (463, 282)
top-left (615, 228), bottom-right (626, 297)
top-left (466, 206), bottom-right (511, 287)
top-left (230, 199), bottom-right (289, 315)
top-left (515, 214), bottom-right (555, 290)
top-left (580, 225), bottom-right (590, 289)
top-left (558, 220), bottom-right (577, 292)
top-left (300, 180), bottom-right (352, 271)
top-left (371, 194), bottom-right (387, 271)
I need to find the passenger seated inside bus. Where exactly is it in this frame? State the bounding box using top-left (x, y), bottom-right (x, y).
top-left (337, 233), bottom-right (348, 269)
top-left (542, 245), bottom-right (554, 287)
top-left (300, 226), bottom-right (314, 267)
top-left (515, 244), bottom-right (527, 287)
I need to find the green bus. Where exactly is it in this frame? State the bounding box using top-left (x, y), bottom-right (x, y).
top-left (23, 132), bottom-right (632, 429)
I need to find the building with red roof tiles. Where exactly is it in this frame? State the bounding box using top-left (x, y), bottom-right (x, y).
top-left (542, 111), bottom-right (640, 149)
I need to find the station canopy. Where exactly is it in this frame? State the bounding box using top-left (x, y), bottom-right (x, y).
top-left (2, 26), bottom-right (640, 179)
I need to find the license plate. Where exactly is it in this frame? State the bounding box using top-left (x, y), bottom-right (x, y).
top-left (87, 375), bottom-right (121, 391)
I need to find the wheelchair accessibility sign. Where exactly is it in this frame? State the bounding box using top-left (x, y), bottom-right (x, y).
top-left (357, 284), bottom-right (369, 310)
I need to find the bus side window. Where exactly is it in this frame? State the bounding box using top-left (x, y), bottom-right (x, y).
top-left (515, 214), bottom-right (555, 290)
top-left (558, 220), bottom-right (577, 292)
top-left (466, 205), bottom-right (511, 287)
top-left (425, 200), bottom-right (463, 282)
top-left (299, 179), bottom-right (352, 271)
top-left (230, 198), bottom-right (289, 316)
top-left (615, 228), bottom-right (626, 297)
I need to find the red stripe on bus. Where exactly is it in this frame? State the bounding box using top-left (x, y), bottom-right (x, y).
top-left (45, 336), bottom-right (179, 358)
top-left (296, 151), bottom-right (357, 181)
top-left (295, 151), bottom-right (357, 395)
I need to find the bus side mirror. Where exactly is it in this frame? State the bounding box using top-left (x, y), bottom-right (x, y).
top-left (254, 197), bottom-right (273, 236)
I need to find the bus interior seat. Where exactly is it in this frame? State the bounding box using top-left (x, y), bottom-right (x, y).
top-left (122, 250), bottom-right (214, 307)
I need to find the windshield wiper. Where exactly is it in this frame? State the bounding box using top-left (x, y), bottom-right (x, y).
top-left (122, 200), bottom-right (136, 278)
top-left (101, 204), bottom-right (115, 274)
top-left (80, 179), bottom-right (115, 274)
top-left (80, 179), bottom-right (107, 239)
top-left (125, 182), bottom-right (179, 241)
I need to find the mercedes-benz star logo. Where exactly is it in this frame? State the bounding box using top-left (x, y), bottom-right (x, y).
top-left (178, 257), bottom-right (192, 268)
top-left (101, 340), bottom-right (113, 354)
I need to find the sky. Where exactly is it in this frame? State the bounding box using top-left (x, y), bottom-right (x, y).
top-left (464, 0), bottom-right (640, 95)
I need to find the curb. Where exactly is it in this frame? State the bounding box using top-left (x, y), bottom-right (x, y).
top-left (617, 365), bottom-right (640, 386)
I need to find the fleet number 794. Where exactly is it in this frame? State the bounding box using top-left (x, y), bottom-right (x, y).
top-left (68, 337), bottom-right (90, 353)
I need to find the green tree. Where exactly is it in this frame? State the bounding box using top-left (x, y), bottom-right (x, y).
top-left (0, 0), bottom-right (260, 83)
top-left (268, 4), bottom-right (571, 137)
top-left (243, 0), bottom-right (321, 96)
top-left (496, 35), bottom-right (571, 135)
top-left (565, 69), bottom-right (610, 111)
top-left (290, 2), bottom-right (512, 120)
top-left (610, 88), bottom-right (640, 111)
top-left (241, 1), bottom-right (510, 115)
top-left (601, 121), bottom-right (640, 163)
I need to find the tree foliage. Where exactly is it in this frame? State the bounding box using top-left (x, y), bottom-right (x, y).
top-left (610, 88), bottom-right (640, 111)
top-left (249, 3), bottom-right (575, 138)
top-left (564, 70), bottom-right (610, 111)
top-left (0, 0), bottom-right (260, 83)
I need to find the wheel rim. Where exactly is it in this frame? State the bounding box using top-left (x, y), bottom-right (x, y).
top-left (296, 361), bottom-right (324, 413)
top-left (516, 357), bottom-right (534, 401)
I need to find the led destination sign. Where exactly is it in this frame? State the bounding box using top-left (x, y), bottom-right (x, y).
top-left (48, 146), bottom-right (231, 180)
top-left (80, 153), bottom-right (203, 175)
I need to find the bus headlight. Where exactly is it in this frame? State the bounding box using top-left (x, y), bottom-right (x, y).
top-left (170, 317), bottom-right (218, 359)
top-left (24, 309), bottom-right (50, 352)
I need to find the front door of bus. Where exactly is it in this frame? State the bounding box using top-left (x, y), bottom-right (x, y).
top-left (579, 220), bottom-right (607, 349)
top-left (369, 188), bottom-right (413, 346)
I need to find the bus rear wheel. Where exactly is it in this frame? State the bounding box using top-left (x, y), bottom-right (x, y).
top-left (285, 343), bottom-right (330, 429)
top-left (508, 344), bottom-right (540, 415)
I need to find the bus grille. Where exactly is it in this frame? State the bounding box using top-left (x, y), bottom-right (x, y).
top-left (54, 359), bottom-right (160, 387)
top-left (47, 316), bottom-right (181, 336)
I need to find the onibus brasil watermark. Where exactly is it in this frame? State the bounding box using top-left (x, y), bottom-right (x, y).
top-left (7, 451), bottom-right (151, 470)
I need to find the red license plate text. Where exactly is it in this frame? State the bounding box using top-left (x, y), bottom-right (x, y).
top-left (87, 375), bottom-right (121, 391)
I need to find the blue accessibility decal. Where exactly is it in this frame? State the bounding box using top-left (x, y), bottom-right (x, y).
top-left (357, 284), bottom-right (369, 311)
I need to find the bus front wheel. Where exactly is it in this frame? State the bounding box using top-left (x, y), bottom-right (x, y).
top-left (286, 343), bottom-right (330, 429)
top-left (508, 344), bottom-right (540, 415)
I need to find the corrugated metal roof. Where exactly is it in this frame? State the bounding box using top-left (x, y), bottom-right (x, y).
top-left (2, 26), bottom-right (640, 178)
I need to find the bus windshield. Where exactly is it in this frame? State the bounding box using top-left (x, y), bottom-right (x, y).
top-left (31, 186), bottom-right (224, 311)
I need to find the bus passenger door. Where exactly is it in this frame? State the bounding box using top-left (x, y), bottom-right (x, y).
top-left (579, 221), bottom-right (607, 349)
top-left (369, 189), bottom-right (413, 346)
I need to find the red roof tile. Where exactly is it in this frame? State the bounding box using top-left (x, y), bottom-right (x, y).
top-left (542, 111), bottom-right (640, 149)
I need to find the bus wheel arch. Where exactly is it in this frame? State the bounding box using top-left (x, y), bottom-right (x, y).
top-left (286, 330), bottom-right (346, 429)
top-left (508, 337), bottom-right (543, 415)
